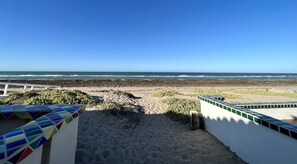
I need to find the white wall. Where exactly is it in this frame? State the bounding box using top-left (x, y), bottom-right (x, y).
top-left (200, 101), bottom-right (297, 164)
top-left (251, 108), bottom-right (297, 120)
top-left (19, 117), bottom-right (79, 164)
top-left (49, 117), bottom-right (79, 164)
top-left (20, 145), bottom-right (43, 164)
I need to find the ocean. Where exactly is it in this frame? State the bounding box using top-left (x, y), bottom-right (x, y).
top-left (0, 72), bottom-right (296, 80)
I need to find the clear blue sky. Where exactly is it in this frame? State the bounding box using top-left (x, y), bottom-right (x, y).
top-left (0, 0), bottom-right (296, 73)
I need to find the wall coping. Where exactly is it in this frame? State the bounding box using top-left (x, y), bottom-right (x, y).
top-left (199, 96), bottom-right (297, 141)
top-left (0, 105), bottom-right (85, 163)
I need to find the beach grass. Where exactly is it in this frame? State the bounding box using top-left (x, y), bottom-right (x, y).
top-left (154, 90), bottom-right (183, 97)
top-left (111, 90), bottom-right (137, 99)
top-left (90, 89), bottom-right (137, 99)
top-left (0, 89), bottom-right (100, 106)
top-left (100, 101), bottom-right (121, 115)
top-left (230, 89), bottom-right (297, 98)
top-left (162, 98), bottom-right (200, 123)
top-left (188, 90), bottom-right (239, 99)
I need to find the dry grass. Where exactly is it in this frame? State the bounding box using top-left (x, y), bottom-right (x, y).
top-left (0, 90), bottom-right (100, 107)
top-left (162, 98), bottom-right (200, 123)
top-left (154, 90), bottom-right (183, 97)
top-left (230, 89), bottom-right (297, 99)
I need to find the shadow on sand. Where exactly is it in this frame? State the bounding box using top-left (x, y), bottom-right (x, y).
top-left (75, 109), bottom-right (245, 164)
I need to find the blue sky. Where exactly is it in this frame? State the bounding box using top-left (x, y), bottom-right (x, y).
top-left (0, 0), bottom-right (296, 73)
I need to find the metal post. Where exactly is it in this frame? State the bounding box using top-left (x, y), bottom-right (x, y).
top-left (4, 84), bottom-right (8, 96)
top-left (23, 85), bottom-right (27, 92)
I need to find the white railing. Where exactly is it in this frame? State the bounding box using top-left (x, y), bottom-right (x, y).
top-left (0, 82), bottom-right (61, 97)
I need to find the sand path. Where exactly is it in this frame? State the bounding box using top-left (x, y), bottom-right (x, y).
top-left (75, 91), bottom-right (244, 164)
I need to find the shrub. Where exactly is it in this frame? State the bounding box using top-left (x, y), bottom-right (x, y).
top-left (111, 90), bottom-right (137, 99)
top-left (100, 101), bottom-right (121, 115)
top-left (154, 90), bottom-right (182, 97)
top-left (162, 98), bottom-right (200, 123)
top-left (1, 89), bottom-right (100, 106)
top-left (189, 90), bottom-right (239, 99)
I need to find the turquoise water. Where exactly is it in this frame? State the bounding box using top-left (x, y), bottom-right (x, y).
top-left (0, 72), bottom-right (296, 80)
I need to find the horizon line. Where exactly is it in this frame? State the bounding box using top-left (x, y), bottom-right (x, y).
top-left (0, 71), bottom-right (297, 74)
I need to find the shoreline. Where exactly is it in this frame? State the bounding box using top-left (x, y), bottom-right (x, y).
top-left (1, 79), bottom-right (297, 87)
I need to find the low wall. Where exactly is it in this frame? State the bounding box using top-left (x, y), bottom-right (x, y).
top-left (200, 97), bottom-right (297, 164)
top-left (20, 117), bottom-right (79, 164)
top-left (0, 105), bottom-right (84, 164)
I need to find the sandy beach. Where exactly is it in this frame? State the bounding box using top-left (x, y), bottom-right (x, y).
top-left (75, 88), bottom-right (242, 164)
top-left (55, 80), bottom-right (296, 164)
top-left (2, 80), bottom-right (297, 163)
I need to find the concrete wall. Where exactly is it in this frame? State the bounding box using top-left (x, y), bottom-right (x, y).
top-left (251, 108), bottom-right (297, 120)
top-left (200, 100), bottom-right (297, 164)
top-left (49, 117), bottom-right (79, 164)
top-left (20, 145), bottom-right (43, 164)
top-left (19, 117), bottom-right (79, 164)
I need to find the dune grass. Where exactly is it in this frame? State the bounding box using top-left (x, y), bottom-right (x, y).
top-left (229, 89), bottom-right (297, 99)
top-left (90, 89), bottom-right (137, 99)
top-left (100, 101), bottom-right (121, 115)
top-left (188, 90), bottom-right (239, 99)
top-left (154, 90), bottom-right (182, 97)
top-left (0, 89), bottom-right (100, 106)
top-left (111, 90), bottom-right (137, 99)
top-left (162, 98), bottom-right (200, 123)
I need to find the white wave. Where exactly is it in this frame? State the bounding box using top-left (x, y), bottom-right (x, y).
top-left (0, 74), bottom-right (295, 79)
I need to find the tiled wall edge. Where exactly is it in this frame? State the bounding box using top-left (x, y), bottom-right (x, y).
top-left (0, 105), bottom-right (85, 163)
top-left (237, 102), bottom-right (297, 109)
top-left (198, 96), bottom-right (297, 141)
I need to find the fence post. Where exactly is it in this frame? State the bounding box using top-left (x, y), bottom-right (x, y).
top-left (31, 86), bottom-right (34, 90)
top-left (23, 84), bottom-right (27, 92)
top-left (4, 84), bottom-right (8, 96)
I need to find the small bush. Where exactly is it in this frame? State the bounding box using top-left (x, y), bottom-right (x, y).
top-left (189, 90), bottom-right (239, 99)
top-left (154, 90), bottom-right (182, 97)
top-left (163, 98), bottom-right (200, 123)
top-left (111, 90), bottom-right (137, 99)
top-left (100, 101), bottom-right (121, 115)
top-left (1, 89), bottom-right (100, 106)
top-left (90, 89), bottom-right (110, 93)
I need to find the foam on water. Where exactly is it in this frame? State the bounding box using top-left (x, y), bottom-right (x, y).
top-left (0, 72), bottom-right (296, 80)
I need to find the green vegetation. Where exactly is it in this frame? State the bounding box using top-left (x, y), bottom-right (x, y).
top-left (100, 101), bottom-right (121, 115)
top-left (90, 89), bottom-right (137, 99)
top-left (230, 89), bottom-right (297, 98)
top-left (189, 90), bottom-right (239, 99)
top-left (111, 90), bottom-right (137, 99)
top-left (163, 98), bottom-right (200, 123)
top-left (0, 90), bottom-right (100, 106)
top-left (100, 101), bottom-right (142, 119)
top-left (90, 89), bottom-right (110, 93)
top-left (154, 90), bottom-right (182, 97)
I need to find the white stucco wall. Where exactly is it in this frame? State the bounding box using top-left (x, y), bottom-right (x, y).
top-left (251, 108), bottom-right (297, 120)
top-left (20, 145), bottom-right (43, 164)
top-left (49, 117), bottom-right (79, 164)
top-left (200, 100), bottom-right (297, 164)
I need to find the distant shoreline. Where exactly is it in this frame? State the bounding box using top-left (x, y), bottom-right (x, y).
top-left (1, 72), bottom-right (297, 81)
top-left (1, 79), bottom-right (297, 87)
